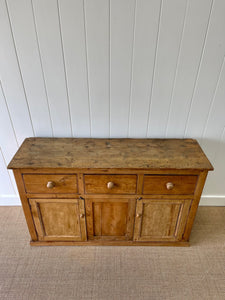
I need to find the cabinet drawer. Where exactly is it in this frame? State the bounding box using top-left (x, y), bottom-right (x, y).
top-left (143, 175), bottom-right (197, 195)
top-left (23, 174), bottom-right (78, 194)
top-left (84, 175), bottom-right (137, 194)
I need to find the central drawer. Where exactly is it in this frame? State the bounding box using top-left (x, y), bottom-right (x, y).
top-left (23, 174), bottom-right (78, 194)
top-left (84, 175), bottom-right (137, 194)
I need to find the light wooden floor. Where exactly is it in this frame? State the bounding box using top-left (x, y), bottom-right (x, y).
top-left (0, 206), bottom-right (225, 300)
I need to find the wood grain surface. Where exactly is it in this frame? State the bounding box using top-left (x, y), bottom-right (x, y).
top-left (133, 199), bottom-right (191, 242)
top-left (8, 138), bottom-right (213, 170)
top-left (9, 138), bottom-right (213, 246)
top-left (84, 174), bottom-right (137, 194)
top-left (85, 197), bottom-right (135, 241)
top-left (143, 175), bottom-right (197, 195)
top-left (29, 198), bottom-right (87, 242)
top-left (23, 174), bottom-right (78, 194)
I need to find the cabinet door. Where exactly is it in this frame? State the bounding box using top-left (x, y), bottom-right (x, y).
top-left (85, 198), bottom-right (135, 240)
top-left (29, 198), bottom-right (87, 241)
top-left (133, 199), bottom-right (191, 242)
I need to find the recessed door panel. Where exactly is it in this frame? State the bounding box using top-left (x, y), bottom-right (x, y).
top-left (29, 198), bottom-right (87, 241)
top-left (93, 202), bottom-right (128, 236)
top-left (86, 198), bottom-right (135, 240)
top-left (134, 199), bottom-right (191, 241)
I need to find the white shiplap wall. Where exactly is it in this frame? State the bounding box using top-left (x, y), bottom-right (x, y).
top-left (0, 0), bottom-right (225, 205)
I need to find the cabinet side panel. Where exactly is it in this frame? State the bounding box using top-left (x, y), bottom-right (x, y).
top-left (183, 171), bottom-right (208, 241)
top-left (13, 169), bottom-right (37, 240)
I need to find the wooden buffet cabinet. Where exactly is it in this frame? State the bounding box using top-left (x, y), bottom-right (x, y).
top-left (8, 138), bottom-right (213, 246)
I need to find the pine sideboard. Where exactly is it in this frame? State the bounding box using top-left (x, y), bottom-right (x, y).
top-left (8, 138), bottom-right (213, 246)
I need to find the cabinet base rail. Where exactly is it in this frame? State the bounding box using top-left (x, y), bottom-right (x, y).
top-left (30, 240), bottom-right (190, 247)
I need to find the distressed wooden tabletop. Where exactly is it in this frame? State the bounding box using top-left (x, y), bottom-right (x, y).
top-left (7, 138), bottom-right (213, 170)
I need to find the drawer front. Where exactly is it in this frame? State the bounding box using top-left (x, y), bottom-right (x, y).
top-left (143, 175), bottom-right (197, 195)
top-left (84, 175), bottom-right (137, 194)
top-left (23, 174), bottom-right (78, 194)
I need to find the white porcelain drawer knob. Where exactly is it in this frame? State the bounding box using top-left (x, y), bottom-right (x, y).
top-left (47, 181), bottom-right (55, 189)
top-left (166, 182), bottom-right (174, 190)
